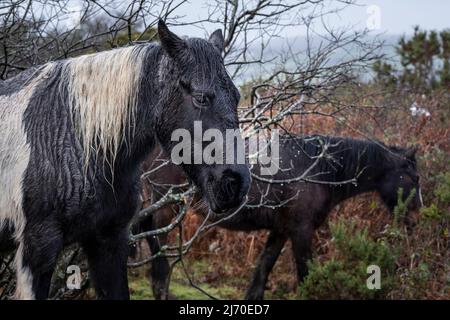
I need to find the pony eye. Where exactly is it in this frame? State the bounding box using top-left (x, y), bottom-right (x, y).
top-left (192, 94), bottom-right (210, 108)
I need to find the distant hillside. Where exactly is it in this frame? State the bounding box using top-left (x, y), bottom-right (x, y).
top-left (234, 34), bottom-right (402, 84)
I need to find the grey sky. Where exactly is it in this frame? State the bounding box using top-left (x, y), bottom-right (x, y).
top-left (170, 0), bottom-right (450, 38)
top-left (332, 0), bottom-right (450, 34)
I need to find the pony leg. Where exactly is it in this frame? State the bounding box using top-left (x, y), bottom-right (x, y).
top-left (15, 224), bottom-right (63, 300)
top-left (245, 231), bottom-right (287, 300)
top-left (290, 226), bottom-right (313, 284)
top-left (148, 233), bottom-right (171, 300)
top-left (83, 229), bottom-right (130, 300)
top-left (141, 213), bottom-right (171, 300)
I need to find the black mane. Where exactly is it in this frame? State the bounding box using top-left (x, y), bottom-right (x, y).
top-left (280, 134), bottom-right (406, 184)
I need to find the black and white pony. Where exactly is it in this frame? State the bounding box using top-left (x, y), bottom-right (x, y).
top-left (0, 20), bottom-right (250, 300)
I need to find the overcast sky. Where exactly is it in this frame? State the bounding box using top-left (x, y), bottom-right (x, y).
top-left (170, 0), bottom-right (450, 38)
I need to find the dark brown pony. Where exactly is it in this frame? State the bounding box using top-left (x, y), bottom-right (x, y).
top-left (136, 134), bottom-right (422, 300)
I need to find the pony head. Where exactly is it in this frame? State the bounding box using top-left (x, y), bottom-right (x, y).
top-left (377, 146), bottom-right (422, 221)
top-left (154, 21), bottom-right (250, 215)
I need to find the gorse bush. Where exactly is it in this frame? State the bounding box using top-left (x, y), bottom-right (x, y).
top-left (390, 172), bottom-right (449, 299)
top-left (434, 172), bottom-right (450, 205)
top-left (392, 188), bottom-right (416, 228)
top-left (298, 218), bottom-right (397, 299)
top-left (420, 172), bottom-right (450, 223)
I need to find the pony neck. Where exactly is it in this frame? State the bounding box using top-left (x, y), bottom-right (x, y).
top-left (330, 173), bottom-right (380, 205)
top-left (114, 45), bottom-right (166, 171)
top-left (328, 139), bottom-right (393, 205)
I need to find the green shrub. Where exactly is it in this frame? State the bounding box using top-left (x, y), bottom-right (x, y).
top-left (298, 218), bottom-right (397, 299)
top-left (393, 188), bottom-right (416, 227)
top-left (435, 172), bottom-right (450, 204)
top-left (420, 203), bottom-right (443, 221)
top-left (393, 172), bottom-right (449, 298)
top-left (420, 172), bottom-right (450, 223)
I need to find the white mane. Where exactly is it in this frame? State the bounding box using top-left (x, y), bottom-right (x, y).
top-left (62, 45), bottom-right (147, 166)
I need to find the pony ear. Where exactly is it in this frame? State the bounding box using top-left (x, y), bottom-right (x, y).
top-left (404, 146), bottom-right (418, 159)
top-left (209, 29), bottom-right (224, 53)
top-left (158, 19), bottom-right (186, 60)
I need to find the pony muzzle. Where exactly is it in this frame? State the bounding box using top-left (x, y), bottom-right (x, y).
top-left (205, 165), bottom-right (250, 214)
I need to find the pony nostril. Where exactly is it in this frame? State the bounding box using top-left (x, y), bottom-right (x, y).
top-left (209, 168), bottom-right (247, 211)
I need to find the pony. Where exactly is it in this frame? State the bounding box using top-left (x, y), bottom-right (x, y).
top-left (136, 135), bottom-right (422, 300)
top-left (0, 20), bottom-right (250, 300)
